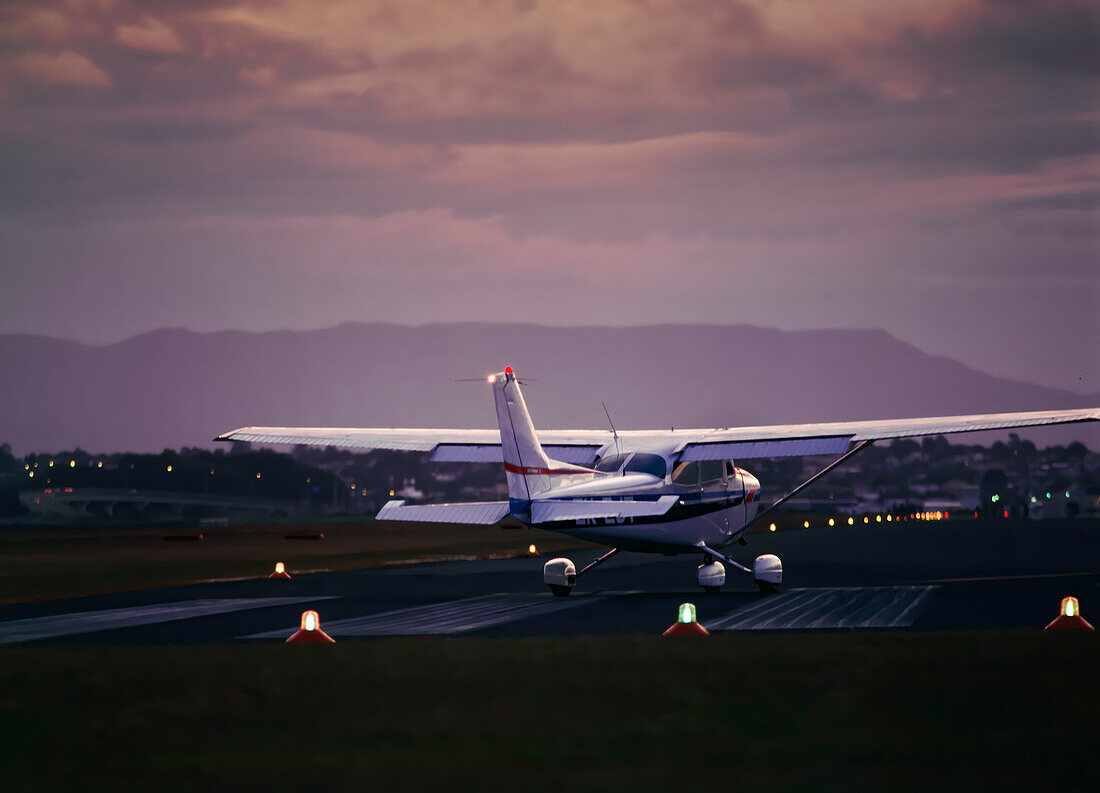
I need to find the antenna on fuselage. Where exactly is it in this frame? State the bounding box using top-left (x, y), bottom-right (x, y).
top-left (602, 401), bottom-right (622, 461)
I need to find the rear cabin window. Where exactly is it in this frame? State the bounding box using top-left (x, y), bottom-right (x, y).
top-left (594, 453), bottom-right (629, 472)
top-left (624, 453), bottom-right (667, 479)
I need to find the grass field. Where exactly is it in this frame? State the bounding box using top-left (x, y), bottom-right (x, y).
top-left (0, 520), bottom-right (599, 604)
top-left (0, 631), bottom-right (1095, 792)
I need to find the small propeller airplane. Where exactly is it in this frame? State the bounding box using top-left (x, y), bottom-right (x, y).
top-left (216, 367), bottom-right (1099, 596)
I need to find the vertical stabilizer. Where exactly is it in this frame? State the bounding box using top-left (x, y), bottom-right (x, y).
top-left (489, 367), bottom-right (588, 516)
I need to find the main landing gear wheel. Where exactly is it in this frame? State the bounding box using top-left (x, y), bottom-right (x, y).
top-left (697, 560), bottom-right (726, 593)
top-left (543, 558), bottom-right (576, 597)
top-left (753, 553), bottom-right (782, 594)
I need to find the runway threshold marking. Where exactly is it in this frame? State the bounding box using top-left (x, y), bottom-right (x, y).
top-left (244, 593), bottom-right (604, 638)
top-left (707, 586), bottom-right (939, 631)
top-left (0, 597), bottom-right (338, 645)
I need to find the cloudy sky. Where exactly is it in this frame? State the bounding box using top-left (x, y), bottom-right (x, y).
top-left (1, 0), bottom-right (1097, 392)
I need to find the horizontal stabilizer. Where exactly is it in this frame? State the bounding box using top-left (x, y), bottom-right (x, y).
top-left (531, 495), bottom-right (680, 524)
top-left (375, 500), bottom-right (511, 525)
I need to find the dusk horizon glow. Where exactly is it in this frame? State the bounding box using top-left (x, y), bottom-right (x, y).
top-left (1, 0), bottom-right (1097, 393)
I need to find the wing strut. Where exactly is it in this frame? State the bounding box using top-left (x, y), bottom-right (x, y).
top-left (726, 439), bottom-right (875, 544)
top-left (577, 547), bottom-right (622, 577)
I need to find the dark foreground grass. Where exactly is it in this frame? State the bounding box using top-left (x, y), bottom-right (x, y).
top-left (1, 631), bottom-right (1096, 792)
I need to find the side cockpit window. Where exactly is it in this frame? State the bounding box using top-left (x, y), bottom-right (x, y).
top-left (671, 461), bottom-right (699, 486)
top-left (699, 460), bottom-right (724, 485)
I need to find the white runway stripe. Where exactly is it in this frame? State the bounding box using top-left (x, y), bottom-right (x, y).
top-left (708, 586), bottom-right (939, 631)
top-left (0, 597), bottom-right (337, 645)
top-left (245, 593), bottom-right (603, 638)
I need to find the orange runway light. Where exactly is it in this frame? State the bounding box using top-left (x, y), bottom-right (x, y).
top-left (1044, 597), bottom-right (1094, 632)
top-left (268, 562), bottom-right (292, 580)
top-left (286, 610), bottom-right (335, 643)
top-left (526, 544), bottom-right (540, 557)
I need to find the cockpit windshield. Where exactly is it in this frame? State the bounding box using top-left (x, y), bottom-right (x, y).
top-left (623, 453), bottom-right (667, 479)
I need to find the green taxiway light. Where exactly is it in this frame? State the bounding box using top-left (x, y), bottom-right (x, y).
top-left (678, 603), bottom-right (697, 624)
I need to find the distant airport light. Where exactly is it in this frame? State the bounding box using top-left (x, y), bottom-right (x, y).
top-left (48, 460), bottom-right (54, 467)
top-left (876, 515), bottom-right (882, 523)
top-left (886, 515), bottom-right (892, 522)
top-left (256, 473), bottom-right (261, 479)
top-left (803, 521), bottom-right (810, 528)
top-left (1065, 491), bottom-right (1071, 498)
top-left (944, 511), bottom-right (949, 519)
top-left (863, 517), bottom-right (869, 524)
top-left (28, 471), bottom-right (34, 478)
top-left (276, 562), bottom-right (285, 574)
top-left (1046, 492), bottom-right (1052, 499)
top-left (96, 461), bottom-right (102, 468)
top-left (828, 518), bottom-right (835, 527)
top-left (389, 489), bottom-right (395, 496)
top-left (1065, 597), bottom-right (1076, 618)
top-left (24, 464), bottom-right (29, 470)
top-left (769, 523), bottom-right (776, 532)
top-left (679, 603), bottom-right (696, 624)
top-left (527, 543), bottom-right (540, 557)
top-left (269, 562), bottom-right (292, 580)
top-left (1003, 509), bottom-right (1009, 518)
top-left (848, 517), bottom-right (854, 525)
top-left (166, 465), bottom-right (173, 472)
top-left (69, 460), bottom-right (75, 467)
top-left (487, 374), bottom-right (496, 384)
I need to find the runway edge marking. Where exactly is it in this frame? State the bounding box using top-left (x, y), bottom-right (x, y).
top-left (707, 586), bottom-right (940, 632)
top-left (242, 593), bottom-right (606, 638)
top-left (0, 597), bottom-right (341, 645)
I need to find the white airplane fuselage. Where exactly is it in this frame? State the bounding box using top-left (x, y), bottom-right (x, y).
top-left (521, 448), bottom-right (761, 553)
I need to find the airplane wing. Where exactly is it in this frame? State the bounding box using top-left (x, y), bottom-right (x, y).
top-left (217, 407), bottom-right (1098, 460)
top-left (672, 407), bottom-right (1100, 459)
top-left (214, 426), bottom-right (611, 463)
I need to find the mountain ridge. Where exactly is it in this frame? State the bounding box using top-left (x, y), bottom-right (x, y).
top-left (1, 323), bottom-right (1095, 454)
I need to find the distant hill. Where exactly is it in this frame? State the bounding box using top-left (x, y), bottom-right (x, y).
top-left (1, 323), bottom-right (1096, 453)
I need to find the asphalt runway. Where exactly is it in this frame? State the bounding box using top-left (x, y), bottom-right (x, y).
top-left (1, 519), bottom-right (1096, 645)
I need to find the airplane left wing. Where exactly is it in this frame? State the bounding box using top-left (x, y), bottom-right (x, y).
top-left (674, 407), bottom-right (1100, 459)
